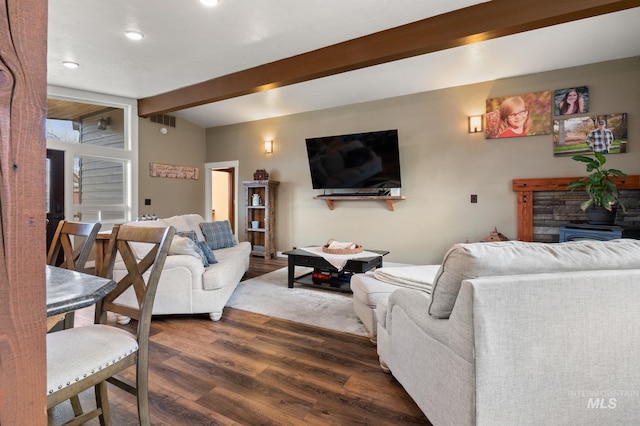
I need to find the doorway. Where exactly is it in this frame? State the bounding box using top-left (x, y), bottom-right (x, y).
top-left (46, 149), bottom-right (65, 251)
top-left (205, 161), bottom-right (239, 235)
top-left (211, 168), bottom-right (235, 227)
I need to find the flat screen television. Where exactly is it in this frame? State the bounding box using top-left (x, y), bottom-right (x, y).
top-left (305, 129), bottom-right (402, 191)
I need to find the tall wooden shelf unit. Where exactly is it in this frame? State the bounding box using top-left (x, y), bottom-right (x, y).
top-left (243, 180), bottom-right (279, 258)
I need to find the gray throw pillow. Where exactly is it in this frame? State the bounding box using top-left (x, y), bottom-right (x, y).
top-left (199, 220), bottom-right (236, 250)
top-left (177, 230), bottom-right (198, 242)
top-left (198, 241), bottom-right (217, 264)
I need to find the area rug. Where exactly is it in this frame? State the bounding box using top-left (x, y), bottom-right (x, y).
top-left (226, 266), bottom-right (368, 336)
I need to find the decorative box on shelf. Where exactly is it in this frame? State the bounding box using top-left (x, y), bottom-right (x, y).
top-left (253, 169), bottom-right (269, 181)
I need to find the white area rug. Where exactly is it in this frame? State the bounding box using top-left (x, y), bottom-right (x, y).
top-left (226, 266), bottom-right (368, 337)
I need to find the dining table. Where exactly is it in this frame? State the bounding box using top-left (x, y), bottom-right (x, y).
top-left (46, 265), bottom-right (117, 329)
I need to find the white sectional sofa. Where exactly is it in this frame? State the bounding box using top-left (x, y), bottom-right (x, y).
top-left (351, 265), bottom-right (439, 342)
top-left (113, 214), bottom-right (251, 321)
top-left (376, 239), bottom-right (640, 425)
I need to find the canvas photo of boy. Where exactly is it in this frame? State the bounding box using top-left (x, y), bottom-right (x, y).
top-left (553, 113), bottom-right (628, 156)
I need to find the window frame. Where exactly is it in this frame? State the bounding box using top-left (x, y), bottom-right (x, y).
top-left (46, 85), bottom-right (139, 227)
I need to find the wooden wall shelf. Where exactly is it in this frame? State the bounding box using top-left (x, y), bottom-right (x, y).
top-left (314, 195), bottom-right (405, 211)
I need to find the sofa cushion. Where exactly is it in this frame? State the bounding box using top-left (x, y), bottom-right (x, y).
top-left (180, 214), bottom-right (207, 242)
top-left (163, 215), bottom-right (193, 234)
top-left (351, 272), bottom-right (403, 309)
top-left (200, 220), bottom-right (236, 250)
top-left (125, 220), bottom-right (169, 259)
top-left (428, 239), bottom-right (640, 319)
top-left (169, 235), bottom-right (209, 267)
top-left (201, 242), bottom-right (251, 290)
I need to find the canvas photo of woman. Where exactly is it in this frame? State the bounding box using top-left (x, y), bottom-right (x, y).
top-left (554, 86), bottom-right (589, 116)
top-left (485, 91), bottom-right (552, 139)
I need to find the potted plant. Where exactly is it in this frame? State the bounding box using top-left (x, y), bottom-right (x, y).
top-left (566, 152), bottom-right (627, 225)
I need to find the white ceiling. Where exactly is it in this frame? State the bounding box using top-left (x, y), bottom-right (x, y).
top-left (48, 1), bottom-right (640, 128)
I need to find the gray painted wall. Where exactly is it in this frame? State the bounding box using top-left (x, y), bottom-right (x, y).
top-left (138, 116), bottom-right (206, 219)
top-left (135, 57), bottom-right (639, 264)
top-left (201, 57), bottom-right (640, 264)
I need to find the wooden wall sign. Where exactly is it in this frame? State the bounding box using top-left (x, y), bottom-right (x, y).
top-left (150, 162), bottom-right (199, 180)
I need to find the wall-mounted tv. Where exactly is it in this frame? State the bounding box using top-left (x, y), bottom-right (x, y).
top-left (305, 129), bottom-right (402, 191)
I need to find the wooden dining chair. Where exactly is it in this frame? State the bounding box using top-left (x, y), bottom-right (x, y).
top-left (47, 220), bottom-right (101, 272)
top-left (46, 224), bottom-right (175, 426)
top-left (47, 220), bottom-right (101, 330)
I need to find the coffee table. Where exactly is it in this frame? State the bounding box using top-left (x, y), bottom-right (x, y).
top-left (283, 247), bottom-right (389, 293)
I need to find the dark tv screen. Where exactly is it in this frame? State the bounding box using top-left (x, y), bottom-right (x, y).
top-left (305, 129), bottom-right (402, 190)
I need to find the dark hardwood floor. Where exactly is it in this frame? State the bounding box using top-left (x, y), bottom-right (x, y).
top-left (49, 256), bottom-right (431, 425)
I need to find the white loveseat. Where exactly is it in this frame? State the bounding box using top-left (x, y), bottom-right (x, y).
top-left (376, 239), bottom-right (640, 425)
top-left (113, 214), bottom-right (251, 321)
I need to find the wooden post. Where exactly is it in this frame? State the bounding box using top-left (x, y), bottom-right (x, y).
top-left (0, 0), bottom-right (48, 424)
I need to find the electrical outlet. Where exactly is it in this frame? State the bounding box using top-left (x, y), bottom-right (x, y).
top-left (145, 198), bottom-right (151, 205)
top-left (470, 194), bottom-right (478, 203)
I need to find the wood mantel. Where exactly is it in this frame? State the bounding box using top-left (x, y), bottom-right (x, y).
top-left (512, 175), bottom-right (640, 241)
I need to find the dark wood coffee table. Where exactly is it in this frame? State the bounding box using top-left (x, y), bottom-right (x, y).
top-left (283, 247), bottom-right (389, 293)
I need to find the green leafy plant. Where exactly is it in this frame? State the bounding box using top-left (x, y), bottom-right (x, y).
top-left (567, 152), bottom-right (627, 212)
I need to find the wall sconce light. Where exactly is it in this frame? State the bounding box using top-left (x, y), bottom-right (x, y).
top-left (468, 115), bottom-right (483, 133)
top-left (264, 140), bottom-right (273, 154)
top-left (97, 117), bottom-right (111, 130)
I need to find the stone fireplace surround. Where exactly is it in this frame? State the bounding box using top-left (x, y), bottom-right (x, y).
top-left (512, 176), bottom-right (640, 243)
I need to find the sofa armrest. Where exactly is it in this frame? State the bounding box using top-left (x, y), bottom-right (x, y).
top-left (386, 287), bottom-right (474, 363)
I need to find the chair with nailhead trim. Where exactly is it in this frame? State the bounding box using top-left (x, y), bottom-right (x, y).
top-left (46, 224), bottom-right (175, 425)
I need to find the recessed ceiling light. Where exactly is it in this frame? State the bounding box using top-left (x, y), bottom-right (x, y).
top-left (125, 30), bottom-right (144, 41)
top-left (200, 0), bottom-right (219, 6)
top-left (62, 61), bottom-right (79, 69)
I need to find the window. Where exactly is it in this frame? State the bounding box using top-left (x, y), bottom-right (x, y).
top-left (46, 88), bottom-right (139, 225)
top-left (46, 118), bottom-right (79, 142)
top-left (73, 156), bottom-right (127, 222)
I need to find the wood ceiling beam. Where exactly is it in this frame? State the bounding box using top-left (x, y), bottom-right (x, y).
top-left (138, 0), bottom-right (640, 118)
